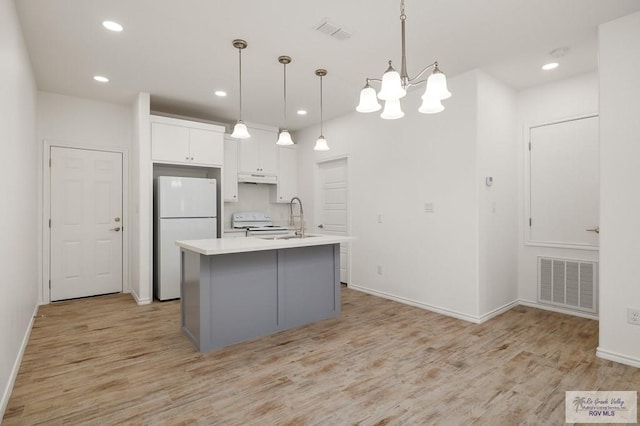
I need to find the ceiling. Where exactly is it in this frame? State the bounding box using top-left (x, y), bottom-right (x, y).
top-left (15, 0), bottom-right (640, 131)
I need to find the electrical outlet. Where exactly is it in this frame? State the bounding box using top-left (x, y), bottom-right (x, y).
top-left (377, 265), bottom-right (383, 275)
top-left (628, 308), bottom-right (640, 325)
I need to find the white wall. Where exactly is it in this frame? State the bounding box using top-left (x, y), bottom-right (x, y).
top-left (224, 184), bottom-right (291, 228)
top-left (36, 92), bottom-right (134, 301)
top-left (516, 72), bottom-right (599, 309)
top-left (477, 71), bottom-right (518, 317)
top-left (131, 92), bottom-right (152, 304)
top-left (597, 11), bottom-right (640, 367)
top-left (37, 92), bottom-right (133, 148)
top-left (0, 0), bottom-right (39, 417)
top-left (296, 71), bottom-right (502, 321)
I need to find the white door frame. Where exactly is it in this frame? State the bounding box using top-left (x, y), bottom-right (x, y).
top-left (314, 155), bottom-right (350, 283)
top-left (42, 140), bottom-right (129, 303)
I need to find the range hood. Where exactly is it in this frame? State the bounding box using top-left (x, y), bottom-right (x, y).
top-left (237, 173), bottom-right (277, 184)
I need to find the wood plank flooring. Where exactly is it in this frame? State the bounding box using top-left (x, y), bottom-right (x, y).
top-left (3, 288), bottom-right (639, 425)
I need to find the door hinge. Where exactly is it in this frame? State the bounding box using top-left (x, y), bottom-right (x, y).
top-left (48, 280), bottom-right (51, 289)
top-left (528, 141), bottom-right (531, 151)
top-left (49, 218), bottom-right (51, 228)
top-left (49, 158), bottom-right (51, 167)
top-left (529, 217), bottom-right (532, 227)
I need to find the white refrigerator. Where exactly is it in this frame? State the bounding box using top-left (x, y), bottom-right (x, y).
top-left (154, 176), bottom-right (217, 300)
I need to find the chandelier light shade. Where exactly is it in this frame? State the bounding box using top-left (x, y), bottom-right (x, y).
top-left (314, 69), bottom-right (330, 152)
top-left (276, 55), bottom-right (295, 146)
top-left (378, 62), bottom-right (406, 101)
top-left (356, 81), bottom-right (382, 113)
top-left (381, 99), bottom-right (404, 120)
top-left (356, 0), bottom-right (451, 119)
top-left (230, 39), bottom-right (251, 139)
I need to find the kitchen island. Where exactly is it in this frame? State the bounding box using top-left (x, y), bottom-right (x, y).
top-left (176, 234), bottom-right (353, 352)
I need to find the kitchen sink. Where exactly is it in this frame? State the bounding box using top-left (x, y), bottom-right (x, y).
top-left (257, 234), bottom-right (320, 241)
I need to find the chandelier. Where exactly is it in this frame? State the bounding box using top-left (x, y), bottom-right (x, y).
top-left (356, 0), bottom-right (451, 119)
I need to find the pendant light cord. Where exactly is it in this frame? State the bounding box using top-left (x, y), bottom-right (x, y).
top-left (238, 48), bottom-right (243, 120)
top-left (319, 75), bottom-right (324, 135)
top-left (283, 62), bottom-right (287, 128)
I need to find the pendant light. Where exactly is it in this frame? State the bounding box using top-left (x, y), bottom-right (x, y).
top-left (230, 39), bottom-right (250, 139)
top-left (355, 0), bottom-right (451, 118)
top-left (314, 69), bottom-right (329, 152)
top-left (276, 56), bottom-right (294, 146)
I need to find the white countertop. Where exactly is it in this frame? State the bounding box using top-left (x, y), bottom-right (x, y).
top-left (176, 234), bottom-right (355, 255)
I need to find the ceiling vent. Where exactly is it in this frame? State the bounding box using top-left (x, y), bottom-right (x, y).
top-left (315, 19), bottom-right (351, 41)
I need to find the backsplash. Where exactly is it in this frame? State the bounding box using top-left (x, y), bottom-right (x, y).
top-left (224, 183), bottom-right (291, 229)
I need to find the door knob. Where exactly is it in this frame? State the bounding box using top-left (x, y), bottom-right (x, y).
top-left (110, 227), bottom-right (121, 232)
top-left (318, 224), bottom-right (324, 229)
top-left (586, 227), bottom-right (600, 234)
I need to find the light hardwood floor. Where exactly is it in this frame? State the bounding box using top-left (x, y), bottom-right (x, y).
top-left (3, 288), bottom-right (639, 425)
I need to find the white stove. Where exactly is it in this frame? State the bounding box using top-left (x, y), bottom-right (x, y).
top-left (232, 212), bottom-right (289, 236)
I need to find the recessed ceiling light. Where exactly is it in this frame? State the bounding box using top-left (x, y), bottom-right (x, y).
top-left (214, 90), bottom-right (227, 97)
top-left (102, 21), bottom-right (123, 32)
top-left (542, 62), bottom-right (559, 71)
top-left (93, 75), bottom-right (109, 83)
top-left (297, 110), bottom-right (307, 115)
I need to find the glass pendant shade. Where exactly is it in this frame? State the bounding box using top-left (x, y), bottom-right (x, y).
top-left (276, 129), bottom-right (294, 146)
top-left (418, 96), bottom-right (444, 114)
top-left (425, 71), bottom-right (451, 100)
top-left (314, 135), bottom-right (330, 151)
top-left (380, 99), bottom-right (404, 120)
top-left (231, 120), bottom-right (251, 139)
top-left (377, 66), bottom-right (406, 101)
top-left (356, 86), bottom-right (382, 113)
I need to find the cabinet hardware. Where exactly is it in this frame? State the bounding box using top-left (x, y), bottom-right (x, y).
top-left (110, 227), bottom-right (121, 232)
top-left (586, 227), bottom-right (600, 234)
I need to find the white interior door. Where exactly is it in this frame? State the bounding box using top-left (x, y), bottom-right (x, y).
top-left (529, 116), bottom-right (599, 247)
top-left (50, 147), bottom-right (123, 301)
top-left (317, 159), bottom-right (349, 283)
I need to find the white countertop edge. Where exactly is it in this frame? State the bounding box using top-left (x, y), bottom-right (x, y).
top-left (176, 234), bottom-right (355, 255)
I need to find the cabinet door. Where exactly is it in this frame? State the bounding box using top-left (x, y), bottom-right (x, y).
top-left (151, 122), bottom-right (189, 162)
top-left (223, 137), bottom-right (239, 202)
top-left (238, 138), bottom-right (261, 173)
top-left (189, 128), bottom-right (223, 166)
top-left (275, 146), bottom-right (297, 203)
top-left (257, 129), bottom-right (278, 175)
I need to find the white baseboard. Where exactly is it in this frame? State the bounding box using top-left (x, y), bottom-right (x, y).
top-left (349, 284), bottom-right (487, 323)
top-left (596, 347), bottom-right (640, 369)
top-left (129, 288), bottom-right (152, 305)
top-left (519, 299), bottom-right (599, 320)
top-left (478, 300), bottom-right (520, 323)
top-left (0, 302), bottom-right (39, 420)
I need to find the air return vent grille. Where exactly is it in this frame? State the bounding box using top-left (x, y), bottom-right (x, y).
top-left (315, 19), bottom-right (352, 41)
top-left (538, 257), bottom-right (597, 314)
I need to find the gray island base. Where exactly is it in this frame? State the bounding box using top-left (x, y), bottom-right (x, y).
top-left (177, 235), bottom-right (352, 352)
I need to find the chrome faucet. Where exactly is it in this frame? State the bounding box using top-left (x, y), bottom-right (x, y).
top-left (289, 196), bottom-right (305, 238)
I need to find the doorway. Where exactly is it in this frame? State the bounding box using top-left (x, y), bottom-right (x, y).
top-left (316, 158), bottom-right (349, 284)
top-left (49, 146), bottom-right (124, 301)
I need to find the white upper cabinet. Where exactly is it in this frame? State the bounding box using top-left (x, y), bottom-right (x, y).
top-left (238, 127), bottom-right (278, 175)
top-left (223, 136), bottom-right (239, 202)
top-left (151, 116), bottom-right (224, 167)
top-left (272, 145), bottom-right (298, 203)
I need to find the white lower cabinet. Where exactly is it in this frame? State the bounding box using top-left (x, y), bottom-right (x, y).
top-left (151, 116), bottom-right (224, 167)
